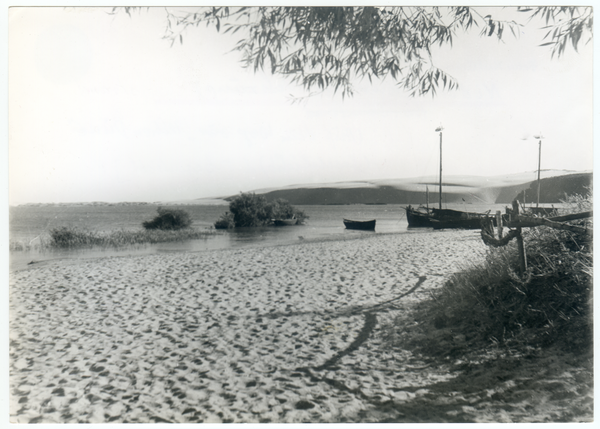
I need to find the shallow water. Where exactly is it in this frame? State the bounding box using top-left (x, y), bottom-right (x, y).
top-left (9, 203), bottom-right (508, 270)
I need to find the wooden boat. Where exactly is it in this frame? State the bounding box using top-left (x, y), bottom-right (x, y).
top-left (406, 206), bottom-right (492, 229)
top-left (430, 211), bottom-right (493, 230)
top-left (343, 219), bottom-right (376, 231)
top-left (523, 206), bottom-right (557, 217)
top-left (272, 218), bottom-right (297, 226)
top-left (405, 126), bottom-right (494, 229)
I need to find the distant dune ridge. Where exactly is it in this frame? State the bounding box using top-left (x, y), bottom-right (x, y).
top-left (194, 170), bottom-right (590, 206)
top-left (19, 170), bottom-right (588, 207)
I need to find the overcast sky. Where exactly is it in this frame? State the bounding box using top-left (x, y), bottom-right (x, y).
top-left (8, 5), bottom-right (594, 205)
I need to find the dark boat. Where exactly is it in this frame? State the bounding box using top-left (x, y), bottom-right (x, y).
top-left (343, 219), bottom-right (376, 231)
top-left (406, 206), bottom-right (492, 229)
top-left (523, 206), bottom-right (557, 217)
top-left (272, 218), bottom-right (297, 226)
top-left (405, 126), bottom-right (494, 229)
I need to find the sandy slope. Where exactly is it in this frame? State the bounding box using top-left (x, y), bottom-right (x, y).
top-left (232, 169), bottom-right (585, 195)
top-left (8, 231), bottom-right (591, 423)
top-left (187, 169), bottom-right (587, 206)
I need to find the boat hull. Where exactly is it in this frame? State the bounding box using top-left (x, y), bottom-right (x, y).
top-left (431, 217), bottom-right (488, 230)
top-left (343, 219), bottom-right (376, 231)
top-left (272, 219), bottom-right (297, 226)
top-left (405, 206), bottom-right (493, 230)
top-left (405, 207), bottom-right (437, 227)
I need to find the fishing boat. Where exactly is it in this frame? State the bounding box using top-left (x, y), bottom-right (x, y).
top-left (406, 206), bottom-right (492, 229)
top-left (405, 126), bottom-right (494, 229)
top-left (272, 217), bottom-right (297, 226)
top-left (523, 206), bottom-right (557, 217)
top-left (343, 219), bottom-right (376, 231)
top-left (430, 210), bottom-right (493, 230)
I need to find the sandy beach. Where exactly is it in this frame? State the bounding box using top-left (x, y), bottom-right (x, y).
top-left (9, 230), bottom-right (589, 423)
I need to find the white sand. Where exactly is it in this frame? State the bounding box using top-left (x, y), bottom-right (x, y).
top-left (9, 230), bottom-right (488, 423)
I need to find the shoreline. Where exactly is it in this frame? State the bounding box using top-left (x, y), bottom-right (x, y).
top-left (8, 228), bottom-right (444, 273)
top-left (10, 230), bottom-right (491, 423)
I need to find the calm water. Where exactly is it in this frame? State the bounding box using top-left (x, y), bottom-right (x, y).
top-left (9, 203), bottom-right (507, 270)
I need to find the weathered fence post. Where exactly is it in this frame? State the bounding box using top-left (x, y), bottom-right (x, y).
top-left (496, 210), bottom-right (503, 239)
top-left (512, 200), bottom-right (527, 273)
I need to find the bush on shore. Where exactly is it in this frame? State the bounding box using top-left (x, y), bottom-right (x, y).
top-left (214, 211), bottom-right (235, 229)
top-left (400, 193), bottom-right (593, 357)
top-left (142, 207), bottom-right (192, 230)
top-left (215, 193), bottom-right (308, 228)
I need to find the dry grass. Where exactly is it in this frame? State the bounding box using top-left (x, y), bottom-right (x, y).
top-left (9, 226), bottom-right (217, 251)
top-left (390, 193), bottom-right (593, 358)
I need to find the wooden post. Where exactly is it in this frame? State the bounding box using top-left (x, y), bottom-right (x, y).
top-left (536, 139), bottom-right (542, 208)
top-left (512, 200), bottom-right (527, 273)
top-left (495, 210), bottom-right (503, 239)
top-left (439, 130), bottom-right (443, 210)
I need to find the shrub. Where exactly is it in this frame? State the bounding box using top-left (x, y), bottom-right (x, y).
top-left (142, 207), bottom-right (192, 230)
top-left (228, 193), bottom-right (271, 227)
top-left (224, 193), bottom-right (308, 228)
top-left (214, 211), bottom-right (235, 229)
top-left (268, 198), bottom-right (308, 223)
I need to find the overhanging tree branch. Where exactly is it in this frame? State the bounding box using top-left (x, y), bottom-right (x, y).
top-left (113, 6), bottom-right (592, 98)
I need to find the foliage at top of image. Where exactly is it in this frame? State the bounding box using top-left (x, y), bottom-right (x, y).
top-left (215, 193), bottom-right (308, 228)
top-left (115, 6), bottom-right (592, 98)
top-left (142, 207), bottom-right (193, 230)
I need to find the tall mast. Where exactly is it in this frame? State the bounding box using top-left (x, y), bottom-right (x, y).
top-left (534, 134), bottom-right (544, 208)
top-left (436, 126), bottom-right (444, 210)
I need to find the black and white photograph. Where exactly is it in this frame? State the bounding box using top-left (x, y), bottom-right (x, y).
top-left (7, 3), bottom-right (594, 425)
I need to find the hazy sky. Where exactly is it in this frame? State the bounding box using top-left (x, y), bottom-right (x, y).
top-left (8, 5), bottom-right (594, 205)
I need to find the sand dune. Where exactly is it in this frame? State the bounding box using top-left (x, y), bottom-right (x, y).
top-left (188, 170), bottom-right (588, 206)
top-left (232, 169), bottom-right (583, 195)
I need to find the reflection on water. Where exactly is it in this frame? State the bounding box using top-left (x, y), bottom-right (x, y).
top-left (9, 223), bottom-right (387, 271)
top-left (10, 203), bottom-right (512, 271)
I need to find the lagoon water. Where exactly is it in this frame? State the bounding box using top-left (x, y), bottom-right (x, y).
top-left (9, 203), bottom-right (506, 270)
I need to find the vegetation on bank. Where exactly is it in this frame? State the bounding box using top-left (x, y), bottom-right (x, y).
top-left (215, 193), bottom-right (308, 229)
top-left (394, 192), bottom-right (593, 358)
top-left (10, 207), bottom-right (213, 251)
top-left (9, 226), bottom-right (216, 251)
top-left (142, 207), bottom-right (193, 230)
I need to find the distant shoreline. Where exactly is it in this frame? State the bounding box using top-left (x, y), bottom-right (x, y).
top-left (12, 170), bottom-right (590, 208)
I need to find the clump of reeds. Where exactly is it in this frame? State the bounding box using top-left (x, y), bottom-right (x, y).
top-left (403, 192), bottom-right (593, 357)
top-left (10, 226), bottom-right (216, 251)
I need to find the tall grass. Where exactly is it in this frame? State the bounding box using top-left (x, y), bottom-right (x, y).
top-left (10, 226), bottom-right (217, 251)
top-left (402, 193), bottom-right (593, 357)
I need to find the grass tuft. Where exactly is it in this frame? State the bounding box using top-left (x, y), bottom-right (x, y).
top-left (390, 192), bottom-right (593, 358)
top-left (10, 226), bottom-right (217, 251)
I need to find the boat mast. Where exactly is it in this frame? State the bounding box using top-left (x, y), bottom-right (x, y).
top-left (436, 126), bottom-right (444, 210)
top-left (534, 134), bottom-right (544, 208)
